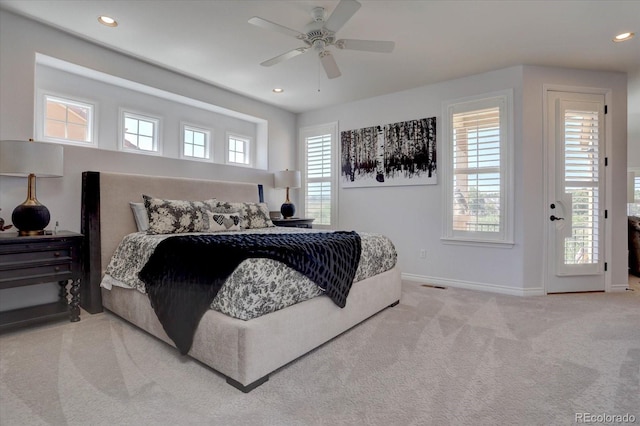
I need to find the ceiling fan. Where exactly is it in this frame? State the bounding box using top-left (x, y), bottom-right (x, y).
top-left (248, 0), bottom-right (395, 79)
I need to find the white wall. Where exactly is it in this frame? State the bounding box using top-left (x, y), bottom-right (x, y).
top-left (298, 66), bottom-right (527, 294)
top-left (35, 64), bottom-right (259, 164)
top-left (0, 9), bottom-right (299, 223)
top-left (0, 10), bottom-right (298, 310)
top-left (298, 65), bottom-right (629, 294)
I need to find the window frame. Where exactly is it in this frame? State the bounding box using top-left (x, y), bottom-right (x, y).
top-left (180, 122), bottom-right (212, 161)
top-left (300, 122), bottom-right (338, 229)
top-left (441, 89), bottom-right (514, 247)
top-left (119, 108), bottom-right (162, 155)
top-left (36, 91), bottom-right (97, 147)
top-left (225, 132), bottom-right (253, 167)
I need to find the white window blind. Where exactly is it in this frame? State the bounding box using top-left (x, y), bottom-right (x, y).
top-left (443, 90), bottom-right (513, 245)
top-left (562, 108), bottom-right (600, 265)
top-left (306, 133), bottom-right (333, 226)
top-left (452, 106), bottom-right (501, 234)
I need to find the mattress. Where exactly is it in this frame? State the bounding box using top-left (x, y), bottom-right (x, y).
top-left (101, 227), bottom-right (397, 320)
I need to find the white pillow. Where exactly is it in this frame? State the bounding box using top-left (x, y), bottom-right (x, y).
top-left (205, 211), bottom-right (242, 232)
top-left (129, 202), bottom-right (149, 232)
top-left (213, 201), bottom-right (274, 229)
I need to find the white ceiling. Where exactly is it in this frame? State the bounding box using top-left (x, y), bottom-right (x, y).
top-left (1, 0), bottom-right (638, 113)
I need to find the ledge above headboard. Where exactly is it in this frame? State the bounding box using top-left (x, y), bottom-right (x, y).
top-left (80, 171), bottom-right (264, 314)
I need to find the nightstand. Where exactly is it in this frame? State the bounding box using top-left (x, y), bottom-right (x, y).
top-left (272, 218), bottom-right (315, 229)
top-left (0, 231), bottom-right (83, 331)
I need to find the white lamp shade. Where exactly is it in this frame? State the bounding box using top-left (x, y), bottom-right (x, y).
top-left (0, 140), bottom-right (64, 177)
top-left (274, 170), bottom-right (301, 189)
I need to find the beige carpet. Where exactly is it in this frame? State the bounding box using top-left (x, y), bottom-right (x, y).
top-left (1, 280), bottom-right (638, 426)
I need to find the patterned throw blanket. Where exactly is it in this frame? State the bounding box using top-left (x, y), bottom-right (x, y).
top-left (138, 231), bottom-right (362, 355)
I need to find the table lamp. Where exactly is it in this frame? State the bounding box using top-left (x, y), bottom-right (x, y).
top-left (0, 140), bottom-right (64, 235)
top-left (274, 170), bottom-right (301, 219)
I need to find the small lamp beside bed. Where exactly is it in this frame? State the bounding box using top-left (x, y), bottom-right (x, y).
top-left (274, 169), bottom-right (301, 219)
top-left (0, 140), bottom-right (64, 235)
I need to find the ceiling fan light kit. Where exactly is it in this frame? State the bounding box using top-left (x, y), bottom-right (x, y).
top-left (249, 0), bottom-right (395, 79)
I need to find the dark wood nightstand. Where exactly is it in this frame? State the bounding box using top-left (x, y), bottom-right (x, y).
top-left (0, 231), bottom-right (83, 331)
top-left (272, 218), bottom-right (315, 229)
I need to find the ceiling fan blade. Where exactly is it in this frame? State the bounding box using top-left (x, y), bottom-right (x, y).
top-left (248, 16), bottom-right (306, 40)
top-left (335, 39), bottom-right (395, 53)
top-left (324, 0), bottom-right (361, 33)
top-left (319, 51), bottom-right (341, 79)
top-left (260, 48), bottom-right (308, 67)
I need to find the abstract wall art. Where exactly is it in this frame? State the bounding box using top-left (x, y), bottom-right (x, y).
top-left (340, 117), bottom-right (437, 188)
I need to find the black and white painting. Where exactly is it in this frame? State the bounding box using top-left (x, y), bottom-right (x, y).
top-left (340, 117), bottom-right (436, 188)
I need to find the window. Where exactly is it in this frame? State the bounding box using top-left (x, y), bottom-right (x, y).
top-left (442, 90), bottom-right (514, 245)
top-left (121, 110), bottom-right (160, 153)
top-left (42, 94), bottom-right (94, 144)
top-left (181, 124), bottom-right (211, 160)
top-left (629, 174), bottom-right (640, 216)
top-left (301, 123), bottom-right (338, 228)
top-left (226, 134), bottom-right (251, 166)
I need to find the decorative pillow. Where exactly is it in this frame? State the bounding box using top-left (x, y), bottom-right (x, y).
top-left (214, 201), bottom-right (275, 229)
top-left (205, 211), bottom-right (242, 232)
top-left (129, 202), bottom-right (149, 232)
top-left (143, 195), bottom-right (215, 234)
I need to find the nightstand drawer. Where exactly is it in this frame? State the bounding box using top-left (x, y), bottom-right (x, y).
top-left (0, 247), bottom-right (74, 264)
top-left (0, 262), bottom-right (74, 288)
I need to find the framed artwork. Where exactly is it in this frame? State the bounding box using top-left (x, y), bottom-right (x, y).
top-left (340, 117), bottom-right (436, 188)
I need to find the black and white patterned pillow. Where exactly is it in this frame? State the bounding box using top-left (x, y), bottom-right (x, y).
top-left (213, 201), bottom-right (275, 229)
top-left (143, 195), bottom-right (216, 234)
top-left (205, 211), bottom-right (242, 232)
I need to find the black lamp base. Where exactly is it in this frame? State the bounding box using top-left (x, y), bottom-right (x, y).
top-left (12, 202), bottom-right (50, 236)
top-left (280, 203), bottom-right (295, 219)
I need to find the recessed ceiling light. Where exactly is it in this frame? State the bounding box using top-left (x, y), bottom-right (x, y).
top-left (613, 32), bottom-right (634, 42)
top-left (272, 88), bottom-right (284, 93)
top-left (98, 15), bottom-right (118, 27)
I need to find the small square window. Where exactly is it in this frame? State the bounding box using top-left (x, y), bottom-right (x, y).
top-left (181, 124), bottom-right (211, 160)
top-left (121, 110), bottom-right (161, 154)
top-left (42, 95), bottom-right (94, 144)
top-left (226, 134), bottom-right (251, 166)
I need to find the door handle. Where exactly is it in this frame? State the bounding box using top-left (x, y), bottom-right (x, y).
top-left (550, 215), bottom-right (564, 221)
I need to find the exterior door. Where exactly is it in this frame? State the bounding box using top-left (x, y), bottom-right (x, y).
top-left (546, 91), bottom-right (606, 293)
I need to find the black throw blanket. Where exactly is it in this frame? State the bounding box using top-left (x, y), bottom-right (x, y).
top-left (138, 231), bottom-right (361, 355)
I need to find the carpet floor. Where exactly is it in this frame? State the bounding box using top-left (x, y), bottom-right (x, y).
top-left (1, 279), bottom-right (639, 425)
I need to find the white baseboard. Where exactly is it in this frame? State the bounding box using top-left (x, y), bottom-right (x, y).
top-left (401, 273), bottom-right (545, 297)
top-left (609, 283), bottom-right (631, 292)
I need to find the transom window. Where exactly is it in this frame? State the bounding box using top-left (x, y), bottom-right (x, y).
top-left (43, 95), bottom-right (93, 144)
top-left (442, 90), bottom-right (514, 245)
top-left (227, 134), bottom-right (251, 166)
top-left (182, 124), bottom-right (210, 160)
top-left (121, 111), bottom-right (160, 153)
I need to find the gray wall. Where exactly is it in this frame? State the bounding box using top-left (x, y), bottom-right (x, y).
top-left (0, 10), bottom-right (298, 310)
top-left (298, 65), bottom-right (629, 294)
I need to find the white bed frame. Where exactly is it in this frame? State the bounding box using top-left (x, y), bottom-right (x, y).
top-left (80, 171), bottom-right (402, 392)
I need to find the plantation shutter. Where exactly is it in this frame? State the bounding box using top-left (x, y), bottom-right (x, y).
top-left (561, 107), bottom-right (601, 266)
top-left (306, 133), bottom-right (332, 225)
top-left (452, 106), bottom-right (502, 234)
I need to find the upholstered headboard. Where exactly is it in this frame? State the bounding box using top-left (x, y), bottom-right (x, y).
top-left (80, 171), bottom-right (264, 313)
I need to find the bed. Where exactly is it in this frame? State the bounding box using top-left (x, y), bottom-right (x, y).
top-left (80, 171), bottom-right (402, 392)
